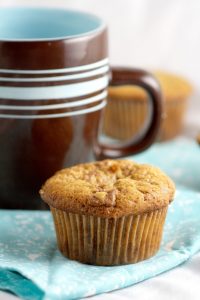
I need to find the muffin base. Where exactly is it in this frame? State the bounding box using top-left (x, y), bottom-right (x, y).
top-left (159, 99), bottom-right (187, 141)
top-left (51, 206), bottom-right (168, 266)
top-left (103, 97), bottom-right (187, 142)
top-left (103, 98), bottom-right (148, 140)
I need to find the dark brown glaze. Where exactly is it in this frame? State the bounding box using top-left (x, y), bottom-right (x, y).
top-left (95, 67), bottom-right (163, 158)
top-left (0, 28), bottom-right (108, 70)
top-left (31, 113), bottom-right (73, 179)
top-left (0, 110), bottom-right (102, 209)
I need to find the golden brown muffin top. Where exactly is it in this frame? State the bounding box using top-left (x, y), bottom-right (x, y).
top-left (40, 160), bottom-right (175, 218)
top-left (108, 71), bottom-right (192, 102)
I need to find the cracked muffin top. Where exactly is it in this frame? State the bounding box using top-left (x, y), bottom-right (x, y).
top-left (40, 159), bottom-right (175, 218)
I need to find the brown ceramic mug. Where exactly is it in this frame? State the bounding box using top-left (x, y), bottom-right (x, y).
top-left (0, 7), bottom-right (162, 209)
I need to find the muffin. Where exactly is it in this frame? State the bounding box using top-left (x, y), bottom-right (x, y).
top-left (103, 71), bottom-right (193, 141)
top-left (197, 133), bottom-right (200, 145)
top-left (40, 159), bottom-right (175, 266)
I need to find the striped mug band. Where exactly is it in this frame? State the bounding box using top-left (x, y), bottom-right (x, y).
top-left (0, 100), bottom-right (107, 119)
top-left (0, 59), bottom-right (109, 119)
top-left (0, 91), bottom-right (107, 111)
top-left (0, 58), bottom-right (109, 75)
top-left (0, 58), bottom-right (109, 100)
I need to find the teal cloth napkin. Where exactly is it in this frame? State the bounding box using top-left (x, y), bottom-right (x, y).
top-left (0, 138), bottom-right (200, 300)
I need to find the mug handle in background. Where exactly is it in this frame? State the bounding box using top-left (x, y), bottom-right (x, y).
top-left (95, 67), bottom-right (163, 159)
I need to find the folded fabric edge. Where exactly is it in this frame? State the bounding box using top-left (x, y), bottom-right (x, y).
top-left (43, 251), bottom-right (198, 300)
top-left (0, 268), bottom-right (44, 300)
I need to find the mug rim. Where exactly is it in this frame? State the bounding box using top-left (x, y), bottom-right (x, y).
top-left (0, 6), bottom-right (107, 42)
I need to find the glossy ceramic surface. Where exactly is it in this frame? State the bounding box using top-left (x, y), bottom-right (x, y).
top-left (0, 8), bottom-right (162, 209)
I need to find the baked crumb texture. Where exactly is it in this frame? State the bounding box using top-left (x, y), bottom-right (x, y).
top-left (40, 159), bottom-right (175, 218)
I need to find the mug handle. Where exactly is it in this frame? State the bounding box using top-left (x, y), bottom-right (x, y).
top-left (95, 67), bottom-right (163, 159)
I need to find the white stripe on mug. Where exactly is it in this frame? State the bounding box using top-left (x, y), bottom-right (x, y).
top-left (0, 65), bottom-right (109, 82)
top-left (0, 58), bottom-right (109, 75)
top-left (0, 90), bottom-right (107, 111)
top-left (0, 100), bottom-right (107, 119)
top-left (0, 75), bottom-right (109, 100)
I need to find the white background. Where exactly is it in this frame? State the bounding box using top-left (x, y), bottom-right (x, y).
top-left (0, 1), bottom-right (199, 299)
